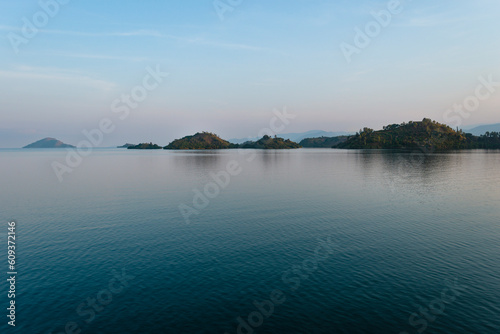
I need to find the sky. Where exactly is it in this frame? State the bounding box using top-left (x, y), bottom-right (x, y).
top-left (1, 0), bottom-right (500, 147)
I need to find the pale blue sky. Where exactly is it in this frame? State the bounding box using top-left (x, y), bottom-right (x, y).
top-left (1, 0), bottom-right (500, 147)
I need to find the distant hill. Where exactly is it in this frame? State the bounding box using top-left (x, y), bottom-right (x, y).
top-left (127, 143), bottom-right (162, 150)
top-left (336, 118), bottom-right (500, 150)
top-left (229, 130), bottom-right (353, 144)
top-left (299, 136), bottom-right (349, 148)
top-left (337, 119), bottom-right (466, 149)
top-left (117, 143), bottom-right (135, 148)
top-left (239, 135), bottom-right (301, 149)
top-left (466, 123), bottom-right (500, 136)
top-left (23, 137), bottom-right (75, 148)
top-left (164, 132), bottom-right (237, 150)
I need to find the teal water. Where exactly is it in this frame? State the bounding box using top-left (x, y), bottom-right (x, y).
top-left (0, 148), bottom-right (499, 333)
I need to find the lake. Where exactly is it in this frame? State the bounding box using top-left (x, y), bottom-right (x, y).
top-left (0, 148), bottom-right (499, 333)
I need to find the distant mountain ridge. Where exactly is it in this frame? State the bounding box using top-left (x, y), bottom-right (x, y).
top-left (23, 137), bottom-right (75, 148)
top-left (229, 130), bottom-right (353, 144)
top-left (466, 123), bottom-right (500, 136)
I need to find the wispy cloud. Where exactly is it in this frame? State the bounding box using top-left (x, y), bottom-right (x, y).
top-left (0, 25), bottom-right (262, 51)
top-left (397, 15), bottom-right (467, 28)
top-left (42, 52), bottom-right (150, 62)
top-left (0, 25), bottom-right (163, 38)
top-left (394, 4), bottom-right (489, 29)
top-left (181, 37), bottom-right (262, 51)
top-left (0, 66), bottom-right (116, 91)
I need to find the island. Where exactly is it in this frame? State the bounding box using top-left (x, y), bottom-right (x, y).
top-left (162, 133), bottom-right (301, 150)
top-left (335, 118), bottom-right (500, 150)
top-left (27, 120), bottom-right (499, 151)
top-left (239, 135), bottom-right (301, 149)
top-left (117, 143), bottom-right (136, 148)
top-left (127, 143), bottom-right (163, 150)
top-left (164, 132), bottom-right (238, 150)
top-left (299, 136), bottom-right (348, 148)
top-left (23, 137), bottom-right (75, 148)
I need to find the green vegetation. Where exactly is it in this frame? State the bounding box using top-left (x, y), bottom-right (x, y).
top-left (128, 142), bottom-right (163, 150)
top-left (164, 132), bottom-right (238, 150)
top-left (299, 136), bottom-right (348, 148)
top-left (465, 131), bottom-right (500, 149)
top-left (239, 135), bottom-right (301, 149)
top-left (336, 118), bottom-right (500, 150)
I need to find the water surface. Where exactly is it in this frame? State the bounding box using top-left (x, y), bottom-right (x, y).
top-left (0, 148), bottom-right (499, 333)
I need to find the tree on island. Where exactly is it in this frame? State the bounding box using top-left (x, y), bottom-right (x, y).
top-left (299, 136), bottom-right (349, 148)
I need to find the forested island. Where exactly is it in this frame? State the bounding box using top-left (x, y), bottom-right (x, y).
top-left (127, 143), bottom-right (163, 150)
top-left (99, 119), bottom-right (500, 151)
top-left (335, 118), bottom-right (500, 150)
top-left (164, 132), bottom-right (238, 150)
top-left (21, 119), bottom-right (500, 151)
top-left (124, 120), bottom-right (500, 151)
top-left (147, 132), bottom-right (301, 150)
top-left (239, 135), bottom-right (302, 149)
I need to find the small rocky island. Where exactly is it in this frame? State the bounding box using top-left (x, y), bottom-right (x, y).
top-left (23, 137), bottom-right (75, 148)
top-left (117, 143), bottom-right (135, 148)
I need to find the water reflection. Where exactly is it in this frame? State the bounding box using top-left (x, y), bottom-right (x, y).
top-left (257, 150), bottom-right (294, 170)
top-left (352, 149), bottom-right (457, 193)
top-left (170, 150), bottom-right (223, 172)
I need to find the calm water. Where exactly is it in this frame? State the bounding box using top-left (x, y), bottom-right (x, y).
top-left (0, 148), bottom-right (499, 333)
